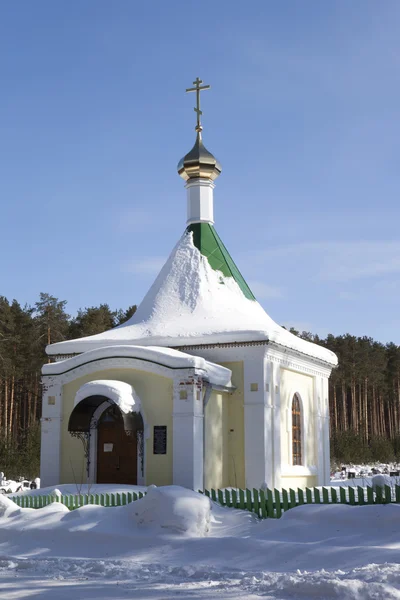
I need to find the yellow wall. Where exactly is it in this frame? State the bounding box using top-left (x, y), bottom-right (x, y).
top-left (61, 368), bottom-right (173, 486)
top-left (220, 361), bottom-right (245, 489)
top-left (204, 391), bottom-right (229, 489)
top-left (280, 367), bottom-right (316, 489)
top-left (280, 475), bottom-right (317, 490)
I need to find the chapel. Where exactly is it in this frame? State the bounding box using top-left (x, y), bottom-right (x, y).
top-left (40, 78), bottom-right (337, 492)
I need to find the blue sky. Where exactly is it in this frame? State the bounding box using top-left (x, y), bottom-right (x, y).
top-left (1, 1), bottom-right (400, 343)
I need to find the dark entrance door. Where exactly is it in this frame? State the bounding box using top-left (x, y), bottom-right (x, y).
top-left (97, 404), bottom-right (137, 484)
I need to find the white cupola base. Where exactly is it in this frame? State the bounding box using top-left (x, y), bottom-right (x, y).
top-left (186, 178), bottom-right (215, 225)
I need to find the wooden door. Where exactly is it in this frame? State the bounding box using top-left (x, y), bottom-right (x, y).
top-left (96, 405), bottom-right (137, 484)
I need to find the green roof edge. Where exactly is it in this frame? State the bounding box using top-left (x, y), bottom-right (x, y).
top-left (186, 222), bottom-right (256, 301)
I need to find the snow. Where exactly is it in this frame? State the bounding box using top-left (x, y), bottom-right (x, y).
top-left (74, 380), bottom-right (141, 414)
top-left (43, 344), bottom-right (233, 388)
top-left (131, 485), bottom-right (211, 535)
top-left (372, 474), bottom-right (393, 490)
top-left (13, 482), bottom-right (147, 497)
top-left (0, 484), bottom-right (400, 598)
top-left (47, 232), bottom-right (337, 366)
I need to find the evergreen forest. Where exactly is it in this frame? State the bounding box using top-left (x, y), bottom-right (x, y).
top-left (1, 292), bottom-right (399, 478)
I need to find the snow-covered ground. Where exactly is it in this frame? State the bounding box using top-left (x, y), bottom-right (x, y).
top-left (1, 484), bottom-right (400, 599)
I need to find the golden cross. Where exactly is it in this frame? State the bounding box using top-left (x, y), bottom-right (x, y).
top-left (186, 77), bottom-right (211, 132)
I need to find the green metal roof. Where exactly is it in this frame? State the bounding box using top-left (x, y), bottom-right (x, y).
top-left (186, 222), bottom-right (256, 301)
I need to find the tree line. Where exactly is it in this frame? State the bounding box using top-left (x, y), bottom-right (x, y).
top-left (289, 329), bottom-right (400, 465)
top-left (1, 292), bottom-right (399, 477)
top-left (0, 293), bottom-right (136, 478)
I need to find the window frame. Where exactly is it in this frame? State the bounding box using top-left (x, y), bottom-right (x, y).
top-left (291, 393), bottom-right (302, 466)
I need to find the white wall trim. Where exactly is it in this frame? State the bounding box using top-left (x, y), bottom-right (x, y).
top-left (281, 465), bottom-right (317, 477)
top-left (286, 390), bottom-right (308, 469)
top-left (42, 358), bottom-right (203, 388)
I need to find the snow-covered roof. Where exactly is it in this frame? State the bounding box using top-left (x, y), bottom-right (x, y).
top-left (47, 231), bottom-right (337, 366)
top-left (74, 380), bottom-right (140, 414)
top-left (42, 344), bottom-right (233, 388)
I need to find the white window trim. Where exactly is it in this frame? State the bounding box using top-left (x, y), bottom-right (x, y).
top-left (286, 391), bottom-right (307, 469)
top-left (281, 465), bottom-right (318, 477)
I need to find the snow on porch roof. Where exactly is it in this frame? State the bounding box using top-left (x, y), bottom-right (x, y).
top-left (42, 345), bottom-right (233, 388)
top-left (46, 231), bottom-right (337, 367)
top-left (74, 380), bottom-right (140, 415)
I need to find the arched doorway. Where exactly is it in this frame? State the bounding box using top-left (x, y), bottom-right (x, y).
top-left (68, 390), bottom-right (144, 485)
top-left (97, 404), bottom-right (141, 484)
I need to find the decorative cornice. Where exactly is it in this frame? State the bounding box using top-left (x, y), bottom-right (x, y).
top-left (173, 340), bottom-right (269, 351)
top-left (267, 351), bottom-right (332, 379)
top-left (42, 356), bottom-right (204, 387)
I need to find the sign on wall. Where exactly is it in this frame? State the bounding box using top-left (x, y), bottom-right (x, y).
top-left (153, 426), bottom-right (167, 454)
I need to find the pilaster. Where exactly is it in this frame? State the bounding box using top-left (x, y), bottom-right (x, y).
top-left (172, 372), bottom-right (204, 490)
top-left (243, 348), bottom-right (271, 489)
top-left (321, 376), bottom-right (330, 484)
top-left (40, 377), bottom-right (62, 487)
top-left (271, 361), bottom-right (282, 490)
top-left (314, 375), bottom-right (325, 484)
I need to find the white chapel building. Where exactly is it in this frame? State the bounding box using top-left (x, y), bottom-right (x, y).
top-left (40, 79), bottom-right (337, 492)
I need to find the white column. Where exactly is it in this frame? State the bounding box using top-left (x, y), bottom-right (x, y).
top-left (321, 377), bottom-right (331, 484)
top-left (40, 377), bottom-right (62, 487)
top-left (186, 178), bottom-right (214, 224)
top-left (271, 362), bottom-right (282, 490)
top-left (172, 373), bottom-right (204, 491)
top-left (314, 376), bottom-right (324, 485)
top-left (243, 352), bottom-right (270, 489)
top-left (264, 359), bottom-right (274, 489)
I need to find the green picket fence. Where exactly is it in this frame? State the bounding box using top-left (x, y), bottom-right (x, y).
top-left (201, 484), bottom-right (400, 519)
top-left (10, 484), bottom-right (400, 518)
top-left (9, 490), bottom-right (146, 510)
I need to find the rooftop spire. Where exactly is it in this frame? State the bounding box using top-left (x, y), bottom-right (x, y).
top-left (185, 77), bottom-right (210, 133)
top-left (177, 77), bottom-right (222, 183)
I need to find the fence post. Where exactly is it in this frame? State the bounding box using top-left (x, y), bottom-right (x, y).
top-left (245, 488), bottom-right (252, 512)
top-left (253, 489), bottom-right (260, 517)
top-left (282, 488), bottom-right (289, 513)
top-left (375, 486), bottom-right (383, 504)
top-left (396, 485), bottom-right (400, 503)
top-left (384, 485), bottom-right (391, 504)
top-left (239, 488), bottom-right (245, 509)
top-left (266, 488), bottom-right (274, 517)
top-left (231, 489), bottom-right (238, 509)
top-left (274, 489), bottom-right (282, 518)
top-left (259, 489), bottom-right (267, 519)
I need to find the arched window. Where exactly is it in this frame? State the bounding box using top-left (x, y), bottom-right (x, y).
top-left (292, 394), bottom-right (302, 465)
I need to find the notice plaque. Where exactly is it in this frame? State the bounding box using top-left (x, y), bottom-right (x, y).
top-left (103, 443), bottom-right (113, 452)
top-left (153, 426), bottom-right (167, 455)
